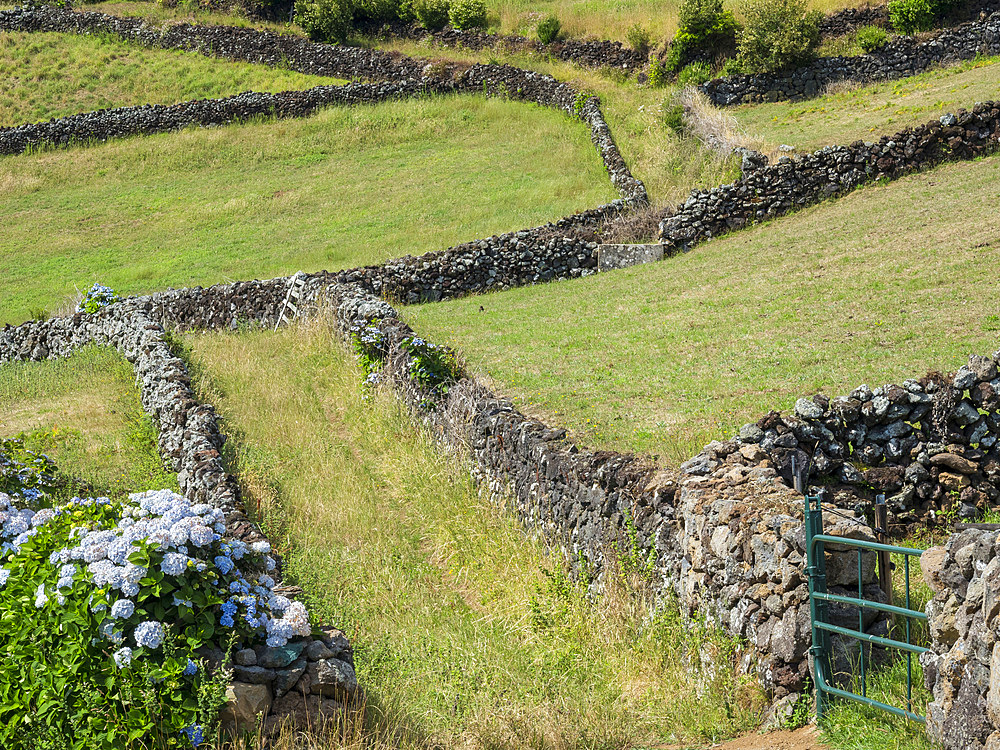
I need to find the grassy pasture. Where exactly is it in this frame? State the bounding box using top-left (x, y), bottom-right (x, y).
top-left (734, 55), bottom-right (1000, 153)
top-left (183, 319), bottom-right (765, 750)
top-left (0, 346), bottom-right (178, 499)
top-left (405, 155), bottom-right (1000, 465)
top-left (0, 94), bottom-right (615, 326)
top-left (0, 31), bottom-right (345, 127)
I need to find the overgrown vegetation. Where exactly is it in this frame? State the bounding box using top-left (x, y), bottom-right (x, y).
top-left (736, 0), bottom-right (822, 74)
top-left (183, 321), bottom-right (767, 749)
top-left (665, 0), bottom-right (739, 73)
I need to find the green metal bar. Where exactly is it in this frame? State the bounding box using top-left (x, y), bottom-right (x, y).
top-left (858, 548), bottom-right (866, 698)
top-left (815, 670), bottom-right (926, 724)
top-left (905, 555), bottom-right (913, 714)
top-left (812, 591), bottom-right (927, 621)
top-left (811, 534), bottom-right (924, 556)
top-left (814, 620), bottom-right (929, 655)
top-left (805, 494), bottom-right (831, 720)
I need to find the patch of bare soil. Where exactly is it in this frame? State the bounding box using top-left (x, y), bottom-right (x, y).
top-left (656, 726), bottom-right (825, 750)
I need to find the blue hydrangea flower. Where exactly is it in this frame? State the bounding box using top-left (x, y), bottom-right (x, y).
top-left (181, 723), bottom-right (204, 747)
top-left (111, 599), bottom-right (135, 620)
top-left (182, 659), bottom-right (198, 676)
top-left (113, 646), bottom-right (133, 669)
top-left (134, 620), bottom-right (165, 650)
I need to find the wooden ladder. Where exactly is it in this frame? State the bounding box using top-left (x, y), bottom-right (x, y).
top-left (274, 272), bottom-right (307, 332)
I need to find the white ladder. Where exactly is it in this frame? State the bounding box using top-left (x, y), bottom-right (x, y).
top-left (274, 272), bottom-right (307, 332)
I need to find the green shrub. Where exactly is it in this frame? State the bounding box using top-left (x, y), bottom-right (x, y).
top-left (888, 0), bottom-right (937, 33)
top-left (667, 0), bottom-right (740, 71)
top-left (855, 24), bottom-right (889, 51)
top-left (537, 14), bottom-right (561, 44)
top-left (414, 0), bottom-right (450, 29)
top-left (647, 57), bottom-right (669, 87)
top-left (736, 0), bottom-right (822, 74)
top-left (720, 56), bottom-right (742, 76)
top-left (448, 0), bottom-right (487, 29)
top-left (626, 23), bottom-right (653, 55)
top-left (401, 336), bottom-right (461, 395)
top-left (0, 489), bottom-right (307, 748)
top-left (662, 101), bottom-right (686, 133)
top-left (353, 0), bottom-right (402, 22)
top-left (295, 0), bottom-right (353, 42)
top-left (677, 60), bottom-right (713, 86)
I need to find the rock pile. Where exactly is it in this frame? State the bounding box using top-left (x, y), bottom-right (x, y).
top-left (727, 351), bottom-right (1000, 531)
top-left (701, 12), bottom-right (1000, 106)
top-left (660, 102), bottom-right (1000, 251)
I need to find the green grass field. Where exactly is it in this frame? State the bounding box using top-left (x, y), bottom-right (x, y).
top-left (0, 31), bottom-right (345, 127)
top-left (405, 155), bottom-right (1000, 465)
top-left (0, 94), bottom-right (616, 325)
top-left (182, 320), bottom-right (765, 750)
top-left (0, 346), bottom-right (178, 499)
top-left (734, 55), bottom-right (1000, 153)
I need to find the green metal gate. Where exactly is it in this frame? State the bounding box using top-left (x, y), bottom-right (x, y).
top-left (804, 493), bottom-right (928, 722)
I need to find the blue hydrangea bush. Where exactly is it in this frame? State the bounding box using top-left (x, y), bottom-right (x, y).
top-left (0, 436), bottom-right (58, 509)
top-left (0, 489), bottom-right (311, 748)
top-left (77, 283), bottom-right (121, 314)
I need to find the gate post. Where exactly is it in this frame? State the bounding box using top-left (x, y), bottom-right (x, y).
top-left (805, 491), bottom-right (831, 719)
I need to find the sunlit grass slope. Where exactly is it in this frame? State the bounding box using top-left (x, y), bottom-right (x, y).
top-left (406, 156), bottom-right (1000, 465)
top-left (735, 55), bottom-right (1000, 153)
top-left (0, 31), bottom-right (345, 127)
top-left (0, 346), bottom-right (178, 499)
top-left (0, 95), bottom-right (616, 325)
top-left (184, 321), bottom-right (765, 750)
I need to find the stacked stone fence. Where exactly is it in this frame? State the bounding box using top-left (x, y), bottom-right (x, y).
top-left (372, 21), bottom-right (647, 71)
top-left (921, 527), bottom-right (1000, 750)
top-left (659, 100), bottom-right (1000, 252)
top-left (701, 11), bottom-right (1000, 106)
top-left (0, 6), bottom-right (647, 204)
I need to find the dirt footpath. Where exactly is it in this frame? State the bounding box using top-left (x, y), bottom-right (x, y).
top-left (658, 726), bottom-right (825, 750)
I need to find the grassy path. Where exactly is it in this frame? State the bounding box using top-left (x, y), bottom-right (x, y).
top-left (184, 321), bottom-right (765, 749)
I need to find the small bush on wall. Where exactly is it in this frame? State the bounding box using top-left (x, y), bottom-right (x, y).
top-left (414, 0), bottom-right (450, 29)
top-left (537, 14), bottom-right (561, 44)
top-left (736, 0), bottom-right (822, 74)
top-left (448, 0), bottom-right (487, 30)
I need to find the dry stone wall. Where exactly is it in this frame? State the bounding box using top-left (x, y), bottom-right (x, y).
top-left (659, 101), bottom-right (1000, 251)
top-left (320, 282), bottom-right (885, 706)
top-left (728, 352), bottom-right (1000, 534)
top-left (701, 12), bottom-right (1000, 106)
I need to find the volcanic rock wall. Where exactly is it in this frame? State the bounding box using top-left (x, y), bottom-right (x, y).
top-left (701, 12), bottom-right (1000, 106)
top-left (659, 102), bottom-right (1000, 251)
top-left (921, 528), bottom-right (1000, 750)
